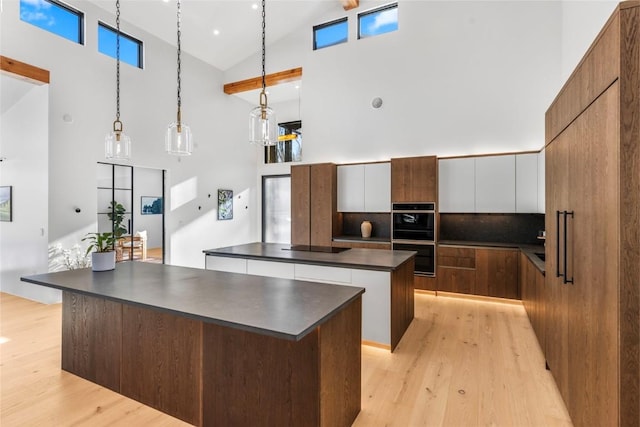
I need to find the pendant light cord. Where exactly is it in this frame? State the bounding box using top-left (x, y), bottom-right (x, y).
top-left (176, 0), bottom-right (182, 122)
top-left (115, 0), bottom-right (121, 125)
top-left (261, 0), bottom-right (266, 92)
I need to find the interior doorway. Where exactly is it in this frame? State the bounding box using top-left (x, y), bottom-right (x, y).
top-left (97, 162), bottom-right (165, 263)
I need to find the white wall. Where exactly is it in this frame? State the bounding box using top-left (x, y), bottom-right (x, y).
top-left (560, 1), bottom-right (619, 82)
top-left (1, 0), bottom-right (258, 275)
top-left (0, 79), bottom-right (60, 303)
top-left (228, 0), bottom-right (564, 165)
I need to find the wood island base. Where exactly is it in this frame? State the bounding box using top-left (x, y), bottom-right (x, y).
top-left (61, 291), bottom-right (362, 426)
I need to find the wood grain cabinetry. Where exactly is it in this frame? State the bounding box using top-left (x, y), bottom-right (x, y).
top-left (437, 246), bottom-right (476, 294)
top-left (391, 156), bottom-right (437, 203)
top-left (331, 241), bottom-right (391, 250)
top-left (475, 248), bottom-right (519, 299)
top-left (437, 246), bottom-right (519, 299)
top-left (543, 4), bottom-right (639, 425)
top-left (291, 163), bottom-right (339, 247)
top-left (520, 253), bottom-right (545, 354)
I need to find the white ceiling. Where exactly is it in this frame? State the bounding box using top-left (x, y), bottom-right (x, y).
top-left (89, 0), bottom-right (338, 71)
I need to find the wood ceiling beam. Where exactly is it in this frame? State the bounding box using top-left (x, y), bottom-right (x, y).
top-left (223, 67), bottom-right (302, 95)
top-left (0, 56), bottom-right (50, 85)
top-left (341, 0), bottom-right (359, 11)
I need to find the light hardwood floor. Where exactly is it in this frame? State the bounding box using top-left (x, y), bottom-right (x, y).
top-left (0, 291), bottom-right (572, 426)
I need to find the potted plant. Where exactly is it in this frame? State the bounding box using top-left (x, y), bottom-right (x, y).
top-left (107, 201), bottom-right (127, 261)
top-left (82, 232), bottom-right (116, 271)
top-left (107, 201), bottom-right (127, 239)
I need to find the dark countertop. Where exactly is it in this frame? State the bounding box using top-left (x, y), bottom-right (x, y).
top-left (333, 235), bottom-right (391, 244)
top-left (203, 242), bottom-right (415, 271)
top-left (21, 262), bottom-right (365, 342)
top-left (438, 240), bottom-right (546, 275)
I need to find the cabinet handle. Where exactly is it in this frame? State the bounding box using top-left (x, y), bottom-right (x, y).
top-left (563, 211), bottom-right (574, 284)
top-left (556, 210), bottom-right (563, 278)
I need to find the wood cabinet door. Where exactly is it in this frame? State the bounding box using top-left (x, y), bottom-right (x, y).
top-left (474, 248), bottom-right (519, 299)
top-left (391, 156), bottom-right (437, 203)
top-left (310, 163), bottom-right (337, 247)
top-left (544, 134), bottom-right (571, 404)
top-left (520, 253), bottom-right (533, 316)
top-left (436, 266), bottom-right (475, 294)
top-left (565, 83), bottom-right (619, 427)
top-left (291, 165), bottom-right (310, 246)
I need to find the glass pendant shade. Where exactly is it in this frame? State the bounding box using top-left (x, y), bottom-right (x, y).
top-left (249, 104), bottom-right (277, 146)
top-left (105, 129), bottom-right (131, 160)
top-left (166, 121), bottom-right (193, 156)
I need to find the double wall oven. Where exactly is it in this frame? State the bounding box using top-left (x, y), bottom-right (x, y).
top-left (392, 203), bottom-right (436, 277)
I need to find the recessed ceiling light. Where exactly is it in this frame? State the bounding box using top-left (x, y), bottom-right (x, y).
top-left (251, 3), bottom-right (258, 10)
top-left (162, 0), bottom-right (170, 3)
top-left (213, 29), bottom-right (220, 36)
top-left (294, 85), bottom-right (300, 89)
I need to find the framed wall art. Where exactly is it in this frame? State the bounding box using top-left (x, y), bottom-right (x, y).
top-left (141, 196), bottom-right (163, 215)
top-left (0, 186), bottom-right (12, 222)
top-left (218, 189), bottom-right (233, 220)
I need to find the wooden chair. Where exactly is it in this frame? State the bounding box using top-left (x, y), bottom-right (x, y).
top-left (118, 232), bottom-right (147, 260)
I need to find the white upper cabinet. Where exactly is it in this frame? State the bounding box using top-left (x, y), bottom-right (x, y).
top-left (337, 163), bottom-right (391, 212)
top-left (364, 162), bottom-right (391, 212)
top-left (337, 164), bottom-right (365, 212)
top-left (475, 155), bottom-right (516, 213)
top-left (439, 158), bottom-right (475, 212)
top-left (516, 153), bottom-right (539, 213)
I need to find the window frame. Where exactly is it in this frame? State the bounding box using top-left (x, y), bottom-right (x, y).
top-left (357, 2), bottom-right (398, 40)
top-left (313, 17), bottom-right (348, 51)
top-left (20, 0), bottom-right (85, 45)
top-left (97, 21), bottom-right (144, 69)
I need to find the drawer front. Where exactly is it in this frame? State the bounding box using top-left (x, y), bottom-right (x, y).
top-left (247, 260), bottom-right (295, 279)
top-left (205, 256), bottom-right (247, 274)
top-left (438, 247), bottom-right (476, 268)
top-left (294, 264), bottom-right (352, 285)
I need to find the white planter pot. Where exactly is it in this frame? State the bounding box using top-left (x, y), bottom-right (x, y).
top-left (92, 251), bottom-right (116, 272)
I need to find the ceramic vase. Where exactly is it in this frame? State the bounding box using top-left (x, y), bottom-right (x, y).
top-left (361, 220), bottom-right (372, 238)
top-left (92, 251), bottom-right (116, 272)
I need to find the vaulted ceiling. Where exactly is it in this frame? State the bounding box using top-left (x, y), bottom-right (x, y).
top-left (89, 0), bottom-right (340, 71)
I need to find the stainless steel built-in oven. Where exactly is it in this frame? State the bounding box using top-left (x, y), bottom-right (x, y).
top-left (392, 203), bottom-right (436, 276)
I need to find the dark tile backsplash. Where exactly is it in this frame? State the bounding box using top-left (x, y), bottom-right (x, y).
top-left (340, 213), bottom-right (391, 239)
top-left (439, 213), bottom-right (545, 245)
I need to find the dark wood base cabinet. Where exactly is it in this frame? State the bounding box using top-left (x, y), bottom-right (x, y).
top-left (520, 253), bottom-right (545, 356)
top-left (62, 291), bottom-right (362, 427)
top-left (543, 4), bottom-right (640, 426)
top-left (437, 246), bottom-right (519, 299)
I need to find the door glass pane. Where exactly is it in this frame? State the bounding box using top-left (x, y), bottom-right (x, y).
top-left (263, 176), bottom-right (291, 244)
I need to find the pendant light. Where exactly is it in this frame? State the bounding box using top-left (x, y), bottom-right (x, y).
top-left (105, 0), bottom-right (131, 160)
top-left (166, 0), bottom-right (193, 156)
top-left (249, 0), bottom-right (277, 146)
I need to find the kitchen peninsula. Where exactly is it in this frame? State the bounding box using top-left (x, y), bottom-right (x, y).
top-left (21, 262), bottom-right (364, 427)
top-left (203, 243), bottom-right (416, 351)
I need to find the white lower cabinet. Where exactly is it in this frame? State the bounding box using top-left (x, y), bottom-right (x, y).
top-left (294, 264), bottom-right (352, 285)
top-left (351, 269), bottom-right (391, 345)
top-left (205, 257), bottom-right (392, 348)
top-left (205, 256), bottom-right (247, 274)
top-left (247, 260), bottom-right (295, 279)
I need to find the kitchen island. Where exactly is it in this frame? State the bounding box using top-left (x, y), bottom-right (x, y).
top-left (203, 242), bottom-right (416, 351)
top-left (21, 262), bottom-right (364, 427)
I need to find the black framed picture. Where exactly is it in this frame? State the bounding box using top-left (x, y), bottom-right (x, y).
top-left (218, 189), bottom-right (233, 220)
top-left (0, 186), bottom-right (12, 222)
top-left (141, 196), bottom-right (162, 215)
